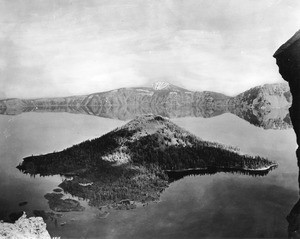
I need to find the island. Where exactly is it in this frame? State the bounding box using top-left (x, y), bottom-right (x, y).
top-left (17, 114), bottom-right (276, 208)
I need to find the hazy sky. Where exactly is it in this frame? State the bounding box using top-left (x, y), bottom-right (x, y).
top-left (1, 0), bottom-right (300, 98)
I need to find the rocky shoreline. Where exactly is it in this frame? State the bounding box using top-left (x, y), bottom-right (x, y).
top-left (0, 212), bottom-right (51, 239)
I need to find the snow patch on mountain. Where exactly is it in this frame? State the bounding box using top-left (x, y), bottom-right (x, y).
top-left (152, 81), bottom-right (170, 90)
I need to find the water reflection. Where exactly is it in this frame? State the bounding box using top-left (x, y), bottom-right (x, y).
top-left (166, 165), bottom-right (278, 182)
top-left (1, 109), bottom-right (296, 237)
top-left (18, 164), bottom-right (277, 210)
top-left (287, 155), bottom-right (300, 239)
top-left (0, 104), bottom-right (292, 130)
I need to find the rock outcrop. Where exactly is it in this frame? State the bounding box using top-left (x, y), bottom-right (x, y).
top-left (0, 212), bottom-right (51, 239)
top-left (274, 30), bottom-right (300, 155)
top-left (274, 30), bottom-right (300, 237)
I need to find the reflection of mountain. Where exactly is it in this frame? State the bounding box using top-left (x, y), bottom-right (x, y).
top-left (0, 82), bottom-right (292, 129)
top-left (0, 104), bottom-right (292, 130)
top-left (229, 107), bottom-right (291, 130)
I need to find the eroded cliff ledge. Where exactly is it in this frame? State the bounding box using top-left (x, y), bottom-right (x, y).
top-left (274, 30), bottom-right (300, 155)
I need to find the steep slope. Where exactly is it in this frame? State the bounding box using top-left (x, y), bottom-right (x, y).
top-left (17, 115), bottom-right (275, 208)
top-left (0, 81), bottom-right (230, 110)
top-left (229, 83), bottom-right (291, 110)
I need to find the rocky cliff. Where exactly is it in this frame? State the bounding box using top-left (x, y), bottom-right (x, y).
top-left (274, 30), bottom-right (300, 155)
top-left (0, 212), bottom-right (51, 239)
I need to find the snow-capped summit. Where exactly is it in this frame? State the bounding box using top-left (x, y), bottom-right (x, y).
top-left (152, 81), bottom-right (170, 90)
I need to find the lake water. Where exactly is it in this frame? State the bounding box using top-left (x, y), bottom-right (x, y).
top-left (0, 111), bottom-right (298, 238)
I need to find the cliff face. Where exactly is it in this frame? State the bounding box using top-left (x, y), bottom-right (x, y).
top-left (274, 30), bottom-right (300, 153)
top-left (274, 30), bottom-right (300, 237)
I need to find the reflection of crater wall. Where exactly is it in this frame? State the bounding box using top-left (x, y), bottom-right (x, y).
top-left (229, 107), bottom-right (291, 130)
top-left (0, 103), bottom-right (291, 130)
top-left (1, 104), bottom-right (228, 120)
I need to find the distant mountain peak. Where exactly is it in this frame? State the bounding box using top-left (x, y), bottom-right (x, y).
top-left (152, 81), bottom-right (171, 90)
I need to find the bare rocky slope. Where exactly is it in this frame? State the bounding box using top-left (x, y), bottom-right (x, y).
top-left (229, 83), bottom-right (291, 109)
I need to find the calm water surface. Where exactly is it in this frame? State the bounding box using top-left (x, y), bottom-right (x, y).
top-left (0, 112), bottom-right (298, 238)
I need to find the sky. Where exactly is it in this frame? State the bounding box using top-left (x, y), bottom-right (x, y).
top-left (1, 0), bottom-right (300, 99)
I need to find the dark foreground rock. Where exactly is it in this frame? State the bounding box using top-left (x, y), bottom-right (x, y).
top-left (274, 29), bottom-right (300, 238)
top-left (274, 30), bottom-right (300, 153)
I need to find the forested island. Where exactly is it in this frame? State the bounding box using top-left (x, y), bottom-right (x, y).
top-left (17, 114), bottom-right (276, 208)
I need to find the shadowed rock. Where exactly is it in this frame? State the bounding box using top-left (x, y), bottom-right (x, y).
top-left (274, 30), bottom-right (300, 153)
top-left (274, 29), bottom-right (300, 238)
